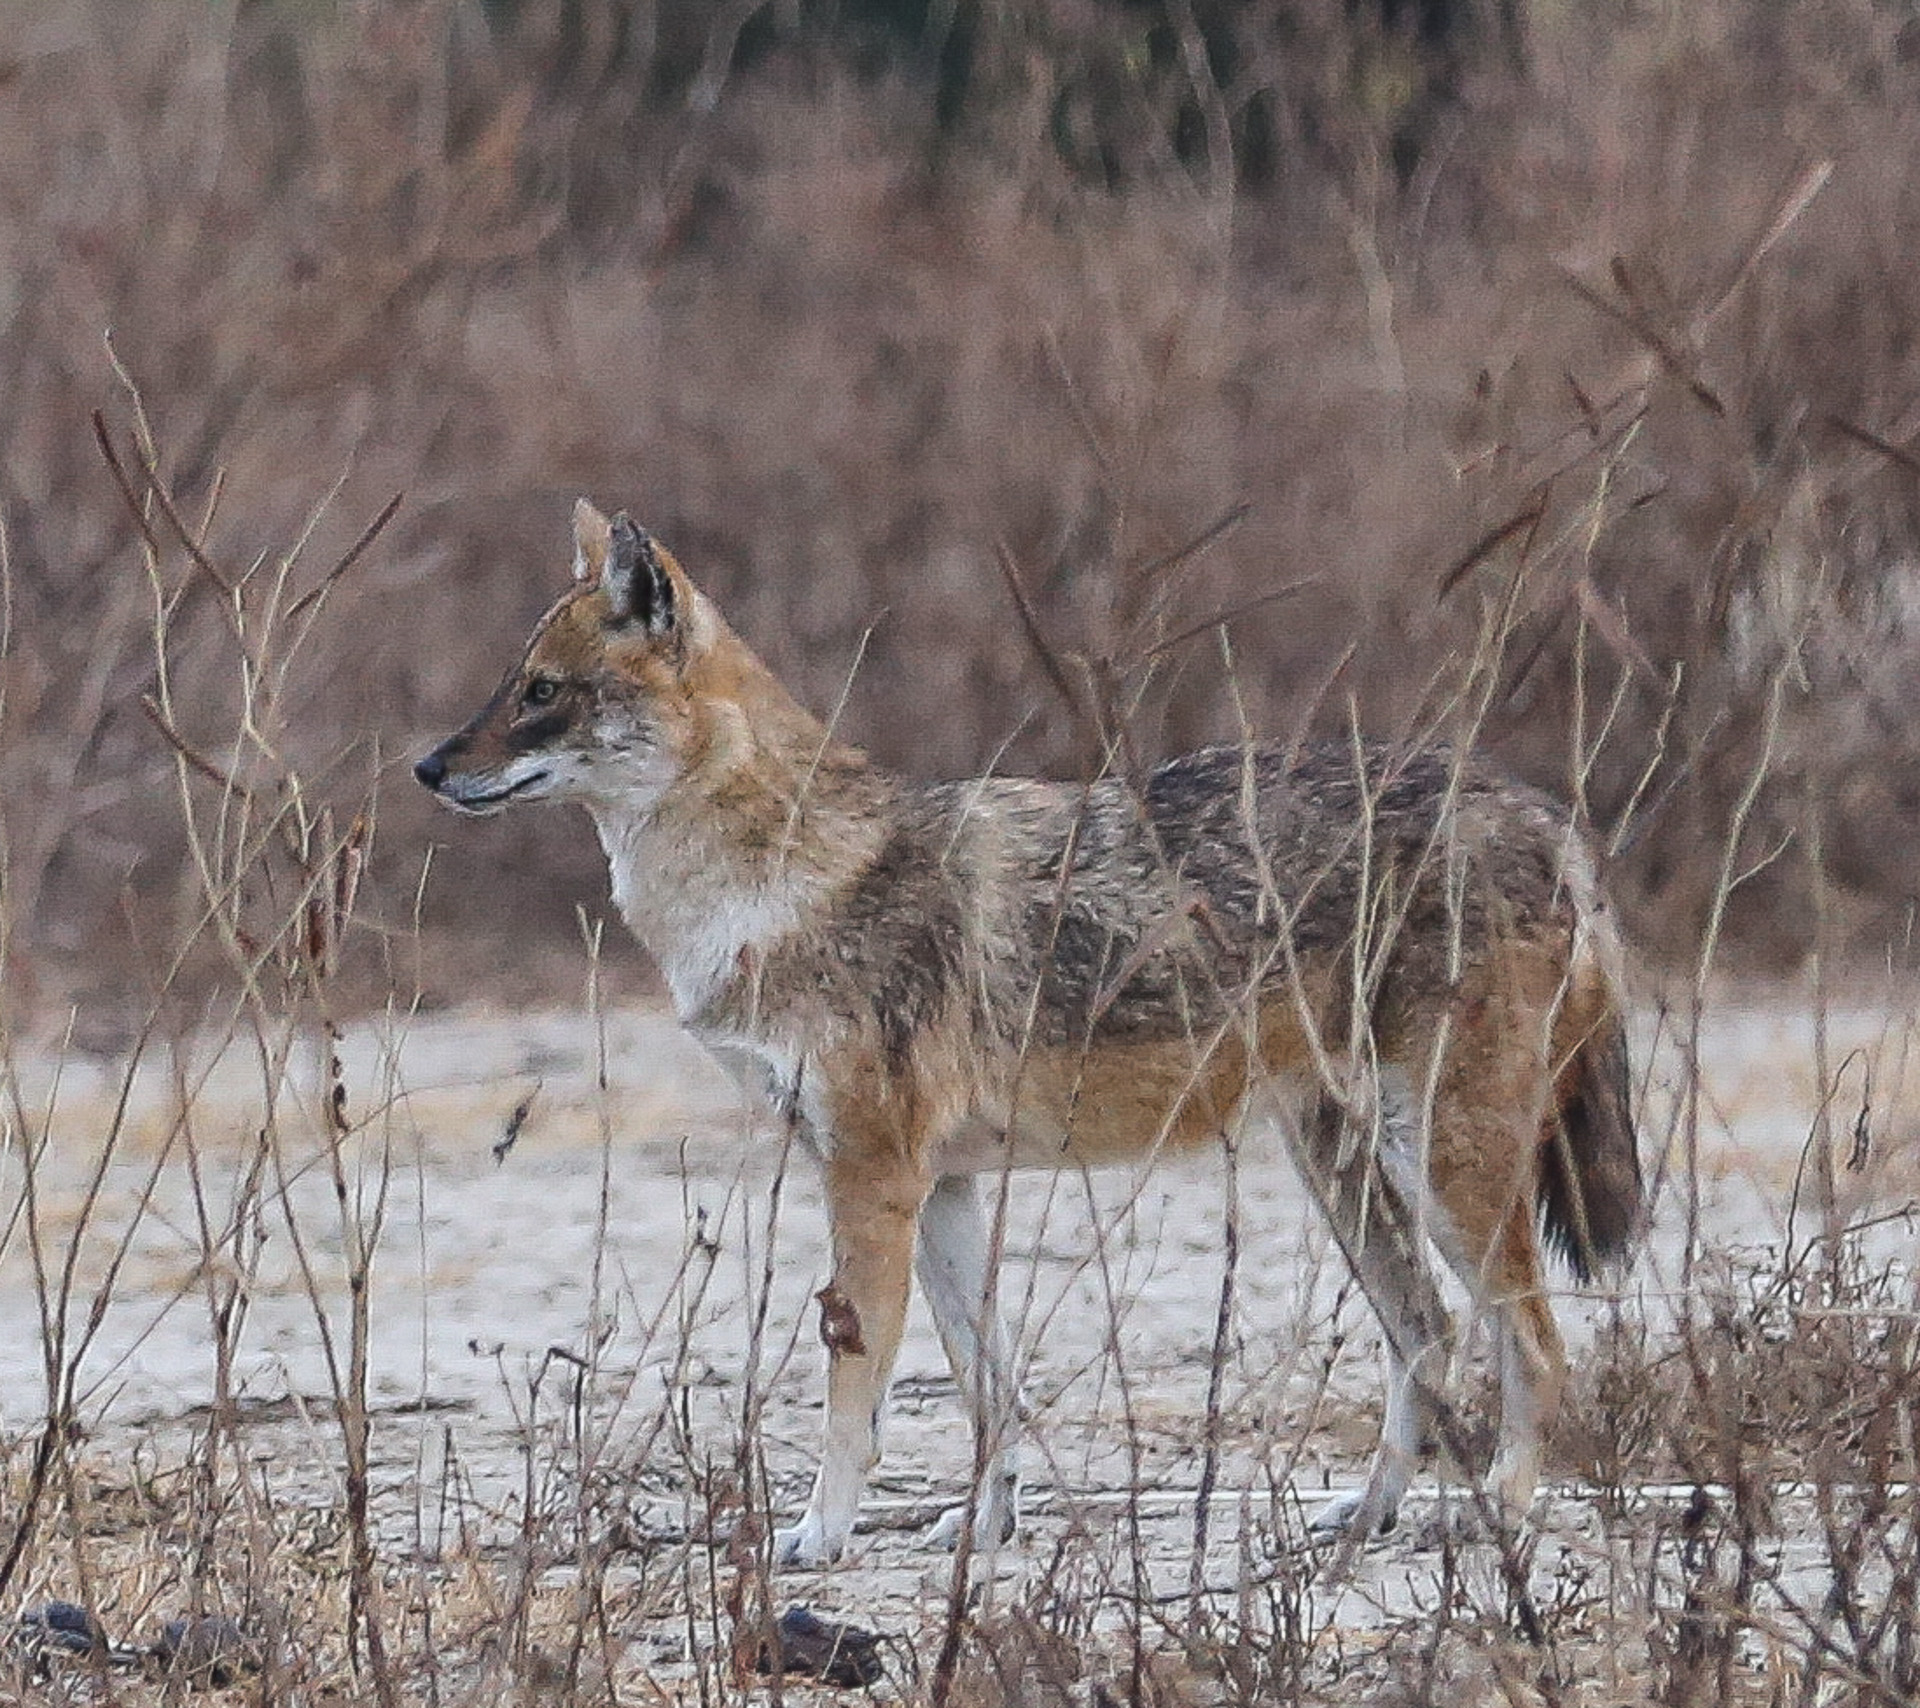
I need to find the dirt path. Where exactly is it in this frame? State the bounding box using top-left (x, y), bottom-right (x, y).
top-left (3, 994), bottom-right (1916, 1680)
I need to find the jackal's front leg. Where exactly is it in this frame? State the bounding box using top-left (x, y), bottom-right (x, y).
top-left (775, 1148), bottom-right (924, 1569)
top-left (916, 1174), bottom-right (1022, 1551)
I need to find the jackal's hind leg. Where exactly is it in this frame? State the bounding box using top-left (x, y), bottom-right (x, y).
top-left (1296, 1092), bottom-right (1455, 1539)
top-left (1423, 1027), bottom-right (1568, 1529)
top-left (1483, 1210), bottom-right (1566, 1521)
top-left (915, 1174), bottom-right (1023, 1551)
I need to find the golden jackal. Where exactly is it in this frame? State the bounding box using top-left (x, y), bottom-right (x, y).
top-left (417, 501), bottom-right (1642, 1567)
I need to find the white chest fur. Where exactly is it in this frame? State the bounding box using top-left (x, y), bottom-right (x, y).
top-left (592, 806), bottom-right (802, 1022)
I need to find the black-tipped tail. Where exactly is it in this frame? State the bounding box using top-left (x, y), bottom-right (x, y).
top-left (1540, 1008), bottom-right (1643, 1282)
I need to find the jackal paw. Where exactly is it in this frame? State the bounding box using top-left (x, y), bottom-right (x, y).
top-left (1306, 1488), bottom-right (1399, 1540)
top-left (925, 1477), bottom-right (1020, 1552)
top-left (772, 1515), bottom-right (846, 1570)
top-left (1405, 1503), bottom-right (1487, 1550)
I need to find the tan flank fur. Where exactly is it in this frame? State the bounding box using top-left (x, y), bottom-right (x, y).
top-left (416, 502), bottom-right (1644, 1566)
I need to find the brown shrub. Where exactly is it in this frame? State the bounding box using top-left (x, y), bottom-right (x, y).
top-left (5, 0), bottom-right (1920, 1030)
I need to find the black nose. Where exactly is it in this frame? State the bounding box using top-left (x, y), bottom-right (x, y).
top-left (414, 750), bottom-right (447, 789)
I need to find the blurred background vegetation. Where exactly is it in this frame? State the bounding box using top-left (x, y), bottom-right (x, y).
top-left (5, 0), bottom-right (1920, 1033)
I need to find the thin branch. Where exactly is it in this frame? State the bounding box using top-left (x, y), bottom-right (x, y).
top-left (140, 694), bottom-right (256, 800)
top-left (1139, 581), bottom-right (1317, 661)
top-left (90, 411), bottom-right (165, 562)
top-left (1437, 493), bottom-right (1547, 601)
top-left (995, 541), bottom-right (1097, 747)
top-left (288, 491), bottom-right (404, 621)
top-left (131, 438), bottom-right (234, 594)
top-left (1825, 415), bottom-right (1920, 483)
top-left (1560, 267), bottom-right (1726, 418)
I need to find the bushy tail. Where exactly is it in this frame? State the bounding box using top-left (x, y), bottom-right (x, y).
top-left (1539, 1004), bottom-right (1643, 1283)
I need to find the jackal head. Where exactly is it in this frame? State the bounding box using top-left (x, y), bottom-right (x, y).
top-left (414, 500), bottom-right (706, 818)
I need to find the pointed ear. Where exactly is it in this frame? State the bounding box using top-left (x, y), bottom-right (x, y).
top-left (603, 513), bottom-right (676, 636)
top-left (572, 499), bottom-right (613, 586)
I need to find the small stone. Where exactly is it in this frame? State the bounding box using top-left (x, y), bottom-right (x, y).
top-left (155, 1614), bottom-right (262, 1687)
top-left (15, 1601), bottom-right (107, 1660)
top-left (756, 1604), bottom-right (884, 1688)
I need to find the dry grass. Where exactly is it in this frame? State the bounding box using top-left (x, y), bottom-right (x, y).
top-left (1, 362), bottom-right (1915, 1708)
top-left (4, 2), bottom-right (1920, 1703)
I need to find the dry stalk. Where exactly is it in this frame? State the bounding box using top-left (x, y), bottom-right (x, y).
top-left (102, 398), bottom-right (400, 1702)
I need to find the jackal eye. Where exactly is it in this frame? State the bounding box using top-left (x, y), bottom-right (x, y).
top-left (522, 676), bottom-right (561, 708)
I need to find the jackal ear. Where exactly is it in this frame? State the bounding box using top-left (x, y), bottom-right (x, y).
top-left (603, 513), bottom-right (676, 636)
top-left (572, 499), bottom-right (612, 586)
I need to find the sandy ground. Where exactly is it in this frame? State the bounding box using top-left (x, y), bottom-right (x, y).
top-left (3, 991), bottom-right (1918, 1677)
